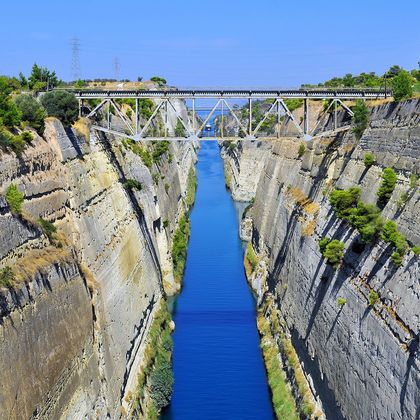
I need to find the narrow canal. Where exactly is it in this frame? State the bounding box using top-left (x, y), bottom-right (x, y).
top-left (163, 141), bottom-right (273, 419)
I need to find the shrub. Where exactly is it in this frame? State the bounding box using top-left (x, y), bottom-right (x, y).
top-left (150, 355), bottom-right (173, 410)
top-left (0, 128), bottom-right (26, 154)
top-left (152, 173), bottom-right (160, 185)
top-left (162, 220), bottom-right (169, 229)
top-left (329, 187), bottom-right (361, 219)
top-left (0, 266), bottom-right (15, 288)
top-left (391, 251), bottom-right (403, 266)
top-left (152, 141), bottom-right (170, 161)
top-left (337, 297), bottom-right (347, 307)
top-left (150, 76), bottom-right (167, 86)
top-left (323, 240), bottom-right (345, 268)
top-left (39, 218), bottom-right (57, 240)
top-left (412, 246), bottom-right (420, 256)
top-left (172, 215), bottom-right (190, 283)
top-left (246, 242), bottom-right (258, 271)
top-left (319, 237), bottom-right (331, 254)
top-left (40, 90), bottom-right (79, 126)
top-left (347, 202), bottom-right (383, 243)
top-left (175, 119), bottom-right (185, 137)
top-left (298, 143), bottom-right (305, 158)
top-left (352, 100), bottom-right (369, 139)
top-left (377, 168), bottom-right (397, 208)
top-left (368, 290), bottom-right (379, 306)
top-left (364, 153), bottom-right (375, 168)
top-left (391, 70), bottom-right (413, 101)
top-left (14, 94), bottom-right (46, 133)
top-left (164, 183), bottom-right (170, 193)
top-left (409, 173), bottom-right (418, 189)
top-left (5, 184), bottom-right (24, 214)
top-left (124, 179), bottom-right (142, 191)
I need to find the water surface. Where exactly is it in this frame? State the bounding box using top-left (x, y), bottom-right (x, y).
top-left (163, 141), bottom-right (273, 419)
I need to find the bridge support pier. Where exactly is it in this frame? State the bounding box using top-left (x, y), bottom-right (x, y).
top-left (303, 98), bottom-right (309, 135)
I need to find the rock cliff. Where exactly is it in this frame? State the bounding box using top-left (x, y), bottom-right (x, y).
top-left (223, 99), bottom-right (420, 419)
top-left (0, 116), bottom-right (196, 418)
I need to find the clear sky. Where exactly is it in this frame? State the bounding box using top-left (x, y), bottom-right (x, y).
top-left (1, 0), bottom-right (419, 87)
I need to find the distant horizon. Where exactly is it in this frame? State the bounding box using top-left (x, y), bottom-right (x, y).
top-left (2, 0), bottom-right (419, 87)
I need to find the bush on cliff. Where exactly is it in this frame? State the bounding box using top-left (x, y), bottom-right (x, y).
top-left (40, 90), bottom-right (78, 126)
top-left (172, 215), bottom-right (190, 282)
top-left (352, 100), bottom-right (369, 140)
top-left (323, 240), bottom-right (345, 268)
top-left (377, 168), bottom-right (397, 208)
top-left (329, 187), bottom-right (361, 219)
top-left (363, 153), bottom-right (375, 168)
top-left (14, 94), bottom-right (46, 133)
top-left (5, 183), bottom-right (24, 214)
top-left (0, 266), bottom-right (15, 288)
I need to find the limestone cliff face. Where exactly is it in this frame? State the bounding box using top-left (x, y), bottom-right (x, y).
top-left (221, 141), bottom-right (271, 201)
top-left (223, 99), bottom-right (420, 419)
top-left (0, 118), bottom-right (196, 418)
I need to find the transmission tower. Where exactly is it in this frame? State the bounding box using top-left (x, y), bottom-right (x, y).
top-left (71, 37), bottom-right (81, 81)
top-left (114, 57), bottom-right (120, 81)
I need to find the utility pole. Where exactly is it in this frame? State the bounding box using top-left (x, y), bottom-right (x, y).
top-left (114, 57), bottom-right (120, 81)
top-left (71, 37), bottom-right (81, 81)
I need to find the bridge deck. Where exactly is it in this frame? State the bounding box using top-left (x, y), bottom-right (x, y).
top-left (75, 89), bottom-right (390, 100)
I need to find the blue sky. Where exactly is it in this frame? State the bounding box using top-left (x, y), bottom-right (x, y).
top-left (1, 0), bottom-right (419, 87)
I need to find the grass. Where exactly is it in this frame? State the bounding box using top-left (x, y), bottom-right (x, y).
top-left (244, 242), bottom-right (258, 277)
top-left (286, 187), bottom-right (319, 215)
top-left (0, 266), bottom-right (15, 288)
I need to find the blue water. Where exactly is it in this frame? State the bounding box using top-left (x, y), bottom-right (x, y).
top-left (162, 142), bottom-right (273, 420)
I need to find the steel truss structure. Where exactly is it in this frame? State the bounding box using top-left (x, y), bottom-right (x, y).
top-left (74, 89), bottom-right (389, 141)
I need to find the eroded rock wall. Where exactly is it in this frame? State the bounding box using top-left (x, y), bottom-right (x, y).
top-left (225, 99), bottom-right (420, 419)
top-left (0, 118), bottom-right (196, 418)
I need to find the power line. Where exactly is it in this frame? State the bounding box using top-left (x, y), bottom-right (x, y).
top-left (71, 37), bottom-right (81, 81)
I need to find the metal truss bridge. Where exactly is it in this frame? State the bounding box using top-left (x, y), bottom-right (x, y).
top-left (74, 89), bottom-right (390, 142)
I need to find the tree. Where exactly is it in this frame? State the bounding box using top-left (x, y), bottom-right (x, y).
top-left (5, 184), bottom-right (24, 214)
top-left (40, 90), bottom-right (79, 126)
top-left (352, 100), bottom-right (369, 140)
top-left (28, 63), bottom-right (59, 90)
top-left (323, 240), bottom-right (345, 268)
top-left (377, 168), bottom-right (397, 208)
top-left (391, 70), bottom-right (413, 101)
top-left (150, 76), bottom-right (167, 86)
top-left (175, 119), bottom-right (186, 137)
top-left (0, 76), bottom-right (22, 128)
top-left (363, 153), bottom-right (375, 168)
top-left (14, 94), bottom-right (46, 133)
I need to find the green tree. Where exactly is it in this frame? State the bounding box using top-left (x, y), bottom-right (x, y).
top-left (28, 64), bottom-right (59, 90)
top-left (377, 168), bottom-right (397, 208)
top-left (40, 90), bottom-right (79, 126)
top-left (5, 184), bottom-right (24, 214)
top-left (298, 143), bottom-right (305, 158)
top-left (391, 70), bottom-right (413, 101)
top-left (175, 119), bottom-right (186, 137)
top-left (14, 94), bottom-right (46, 133)
top-left (352, 100), bottom-right (369, 140)
top-left (150, 76), bottom-right (167, 86)
top-left (323, 240), bottom-right (345, 268)
top-left (364, 153), bottom-right (375, 168)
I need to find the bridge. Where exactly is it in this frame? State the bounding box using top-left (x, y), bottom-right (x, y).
top-left (74, 89), bottom-right (391, 141)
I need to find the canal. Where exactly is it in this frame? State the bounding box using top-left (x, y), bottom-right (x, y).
top-left (163, 141), bottom-right (273, 419)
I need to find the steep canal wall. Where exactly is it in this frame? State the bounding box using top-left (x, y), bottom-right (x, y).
top-left (222, 99), bottom-right (420, 419)
top-left (0, 114), bottom-right (196, 418)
